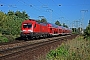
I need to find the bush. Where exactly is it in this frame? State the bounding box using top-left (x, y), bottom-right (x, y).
top-left (0, 36), bottom-right (9, 43)
top-left (47, 43), bottom-right (69, 60)
top-left (84, 24), bottom-right (90, 40)
top-left (2, 30), bottom-right (10, 35)
top-left (0, 35), bottom-right (15, 43)
top-left (46, 36), bottom-right (90, 60)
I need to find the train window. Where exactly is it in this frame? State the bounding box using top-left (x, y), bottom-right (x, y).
top-left (23, 24), bottom-right (27, 28)
top-left (28, 24), bottom-right (32, 28)
top-left (23, 24), bottom-right (32, 28)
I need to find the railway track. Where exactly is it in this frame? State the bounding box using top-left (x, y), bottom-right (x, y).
top-left (0, 34), bottom-right (77, 60)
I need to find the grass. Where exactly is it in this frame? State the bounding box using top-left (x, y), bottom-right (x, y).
top-left (46, 35), bottom-right (90, 60)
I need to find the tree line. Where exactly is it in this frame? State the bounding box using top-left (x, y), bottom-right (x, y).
top-left (0, 10), bottom-right (29, 35)
top-left (37, 19), bottom-right (68, 28)
top-left (84, 20), bottom-right (90, 38)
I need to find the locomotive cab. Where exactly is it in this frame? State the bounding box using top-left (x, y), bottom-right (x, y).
top-left (22, 23), bottom-right (33, 33)
top-left (20, 19), bottom-right (35, 39)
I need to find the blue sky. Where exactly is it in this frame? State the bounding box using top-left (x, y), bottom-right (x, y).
top-left (0, 0), bottom-right (90, 29)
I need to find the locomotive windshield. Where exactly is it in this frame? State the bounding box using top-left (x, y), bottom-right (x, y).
top-left (23, 23), bottom-right (32, 28)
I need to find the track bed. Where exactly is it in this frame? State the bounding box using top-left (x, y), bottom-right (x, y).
top-left (0, 34), bottom-right (77, 60)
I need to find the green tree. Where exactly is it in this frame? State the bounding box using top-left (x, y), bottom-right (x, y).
top-left (37, 18), bottom-right (47, 24)
top-left (0, 11), bottom-right (7, 26)
top-left (0, 10), bottom-right (28, 35)
top-left (84, 24), bottom-right (90, 36)
top-left (7, 10), bottom-right (14, 16)
top-left (15, 11), bottom-right (29, 19)
top-left (63, 23), bottom-right (68, 28)
top-left (40, 18), bottom-right (47, 23)
top-left (55, 20), bottom-right (61, 26)
top-left (89, 20), bottom-right (90, 24)
top-left (84, 20), bottom-right (90, 39)
top-left (36, 20), bottom-right (41, 23)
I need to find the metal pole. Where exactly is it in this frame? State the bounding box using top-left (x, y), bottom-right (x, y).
top-left (46, 9), bottom-right (53, 21)
top-left (80, 10), bottom-right (88, 34)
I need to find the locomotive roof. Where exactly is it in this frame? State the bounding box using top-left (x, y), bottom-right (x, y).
top-left (22, 19), bottom-right (36, 23)
top-left (22, 20), bottom-right (31, 23)
top-left (23, 19), bottom-right (70, 29)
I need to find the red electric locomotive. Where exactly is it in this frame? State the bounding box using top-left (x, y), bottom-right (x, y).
top-left (20, 19), bottom-right (49, 39)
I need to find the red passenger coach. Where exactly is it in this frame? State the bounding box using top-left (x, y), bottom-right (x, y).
top-left (47, 23), bottom-right (54, 34)
top-left (58, 26), bottom-right (64, 35)
top-left (47, 23), bottom-right (59, 36)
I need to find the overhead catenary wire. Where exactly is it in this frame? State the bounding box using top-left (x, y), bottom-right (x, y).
top-left (51, 0), bottom-right (72, 27)
top-left (17, 0), bottom-right (46, 18)
top-left (0, 1), bottom-right (17, 11)
top-left (37, 0), bottom-right (62, 21)
top-left (0, 0), bottom-right (38, 18)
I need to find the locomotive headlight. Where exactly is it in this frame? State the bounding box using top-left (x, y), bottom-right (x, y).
top-left (28, 30), bottom-right (33, 32)
top-left (23, 30), bottom-right (26, 31)
top-left (21, 30), bottom-right (26, 32)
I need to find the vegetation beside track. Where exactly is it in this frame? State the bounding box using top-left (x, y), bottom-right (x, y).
top-left (0, 35), bottom-right (8, 43)
top-left (46, 35), bottom-right (90, 60)
top-left (41, 20), bottom-right (90, 60)
top-left (0, 34), bottom-right (15, 43)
